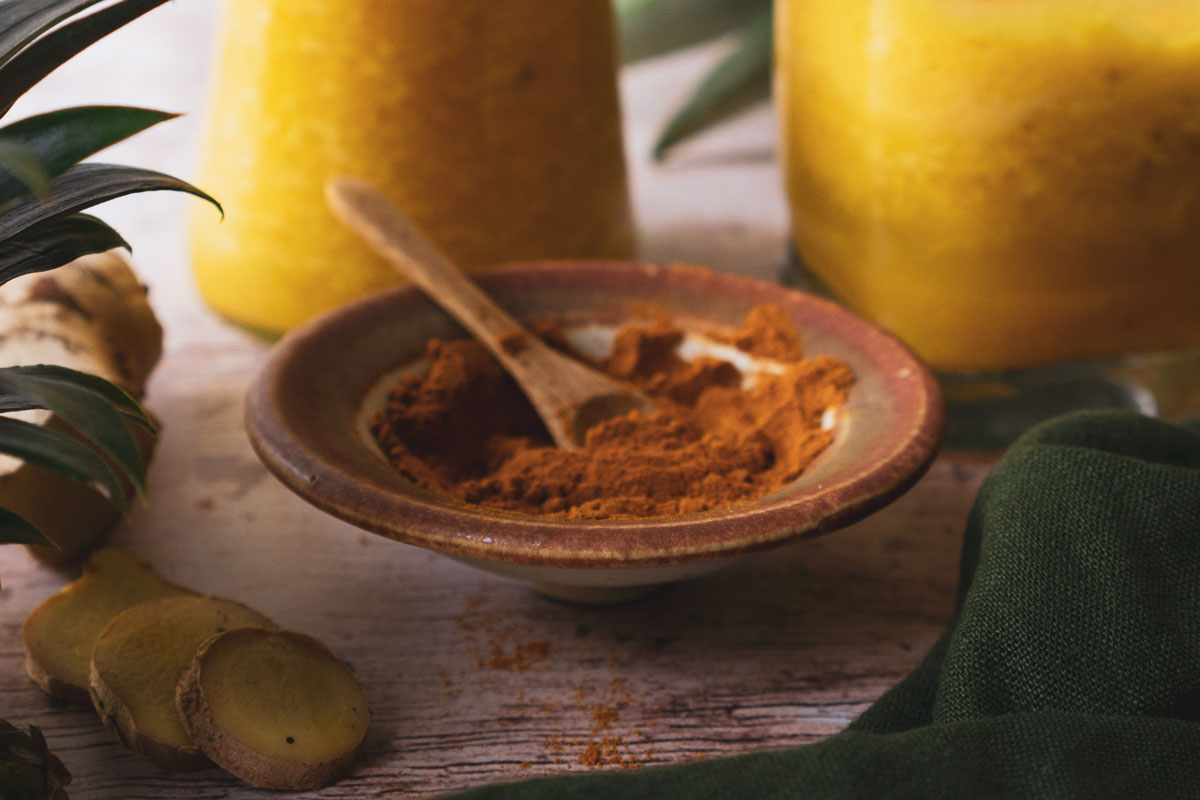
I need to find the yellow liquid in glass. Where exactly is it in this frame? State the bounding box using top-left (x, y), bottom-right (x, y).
top-left (777, 0), bottom-right (1200, 372)
top-left (191, 0), bottom-right (634, 335)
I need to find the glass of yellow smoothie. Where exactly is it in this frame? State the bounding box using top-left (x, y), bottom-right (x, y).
top-left (191, 0), bottom-right (635, 336)
top-left (776, 0), bottom-right (1200, 444)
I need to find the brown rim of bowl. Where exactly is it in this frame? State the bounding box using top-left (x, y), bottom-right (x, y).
top-left (245, 261), bottom-right (944, 569)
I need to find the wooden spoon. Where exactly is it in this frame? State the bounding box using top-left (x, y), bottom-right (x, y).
top-left (326, 176), bottom-right (654, 450)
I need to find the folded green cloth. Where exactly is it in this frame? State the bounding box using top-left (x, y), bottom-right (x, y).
top-left (448, 411), bottom-right (1200, 799)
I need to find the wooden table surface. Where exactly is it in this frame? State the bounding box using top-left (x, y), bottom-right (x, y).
top-left (0, 5), bottom-right (993, 798)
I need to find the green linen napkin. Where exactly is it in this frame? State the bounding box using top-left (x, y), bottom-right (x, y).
top-left (447, 410), bottom-right (1200, 799)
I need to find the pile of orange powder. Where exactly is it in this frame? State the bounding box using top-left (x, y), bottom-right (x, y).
top-left (369, 304), bottom-right (853, 519)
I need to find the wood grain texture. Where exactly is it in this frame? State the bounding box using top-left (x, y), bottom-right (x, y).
top-left (0, 5), bottom-right (993, 797)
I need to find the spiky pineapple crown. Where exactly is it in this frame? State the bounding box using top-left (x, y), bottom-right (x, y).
top-left (0, 0), bottom-right (219, 547)
top-left (0, 720), bottom-right (70, 799)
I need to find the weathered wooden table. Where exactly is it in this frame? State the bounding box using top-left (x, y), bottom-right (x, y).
top-left (0, 5), bottom-right (991, 798)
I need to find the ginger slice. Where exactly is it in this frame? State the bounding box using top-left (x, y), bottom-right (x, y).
top-left (21, 548), bottom-right (194, 705)
top-left (89, 595), bottom-right (275, 771)
top-left (177, 627), bottom-right (369, 790)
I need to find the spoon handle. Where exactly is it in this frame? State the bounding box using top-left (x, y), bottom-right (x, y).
top-left (327, 176), bottom-right (528, 348)
top-left (327, 176), bottom-right (645, 450)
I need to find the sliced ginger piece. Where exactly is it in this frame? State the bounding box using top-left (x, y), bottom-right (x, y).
top-left (89, 595), bottom-right (275, 771)
top-left (177, 627), bottom-right (369, 790)
top-left (21, 548), bottom-right (195, 704)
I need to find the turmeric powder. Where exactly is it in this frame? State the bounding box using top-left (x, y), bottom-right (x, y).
top-left (369, 304), bottom-right (853, 519)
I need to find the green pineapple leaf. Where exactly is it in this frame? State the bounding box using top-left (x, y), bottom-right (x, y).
top-left (0, 413), bottom-right (128, 508)
top-left (0, 139), bottom-right (47, 196)
top-left (0, 365), bottom-right (154, 551)
top-left (1, 364), bottom-right (155, 431)
top-left (0, 0), bottom-right (108, 68)
top-left (652, 8), bottom-right (772, 160)
top-left (0, 162), bottom-right (221, 242)
top-left (0, 365), bottom-right (147, 498)
top-left (616, 0), bottom-right (771, 63)
top-left (0, 106), bottom-right (178, 204)
top-left (0, 0), bottom-right (172, 117)
top-left (0, 721), bottom-right (71, 799)
top-left (0, 213), bottom-right (128, 285)
top-left (0, 507), bottom-right (53, 547)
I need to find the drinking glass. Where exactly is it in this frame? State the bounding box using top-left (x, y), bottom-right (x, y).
top-left (776, 0), bottom-right (1200, 446)
top-left (191, 0), bottom-right (635, 335)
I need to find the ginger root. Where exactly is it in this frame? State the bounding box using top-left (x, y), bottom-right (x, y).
top-left (0, 250), bottom-right (163, 565)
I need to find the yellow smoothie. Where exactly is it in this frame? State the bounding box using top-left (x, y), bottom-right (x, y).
top-left (191, 0), bottom-right (634, 335)
top-left (776, 0), bottom-right (1200, 372)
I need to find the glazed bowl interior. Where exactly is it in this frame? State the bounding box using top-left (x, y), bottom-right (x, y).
top-left (246, 261), bottom-right (944, 581)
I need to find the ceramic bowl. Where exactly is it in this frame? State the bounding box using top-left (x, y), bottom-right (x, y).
top-left (245, 261), bottom-right (944, 603)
